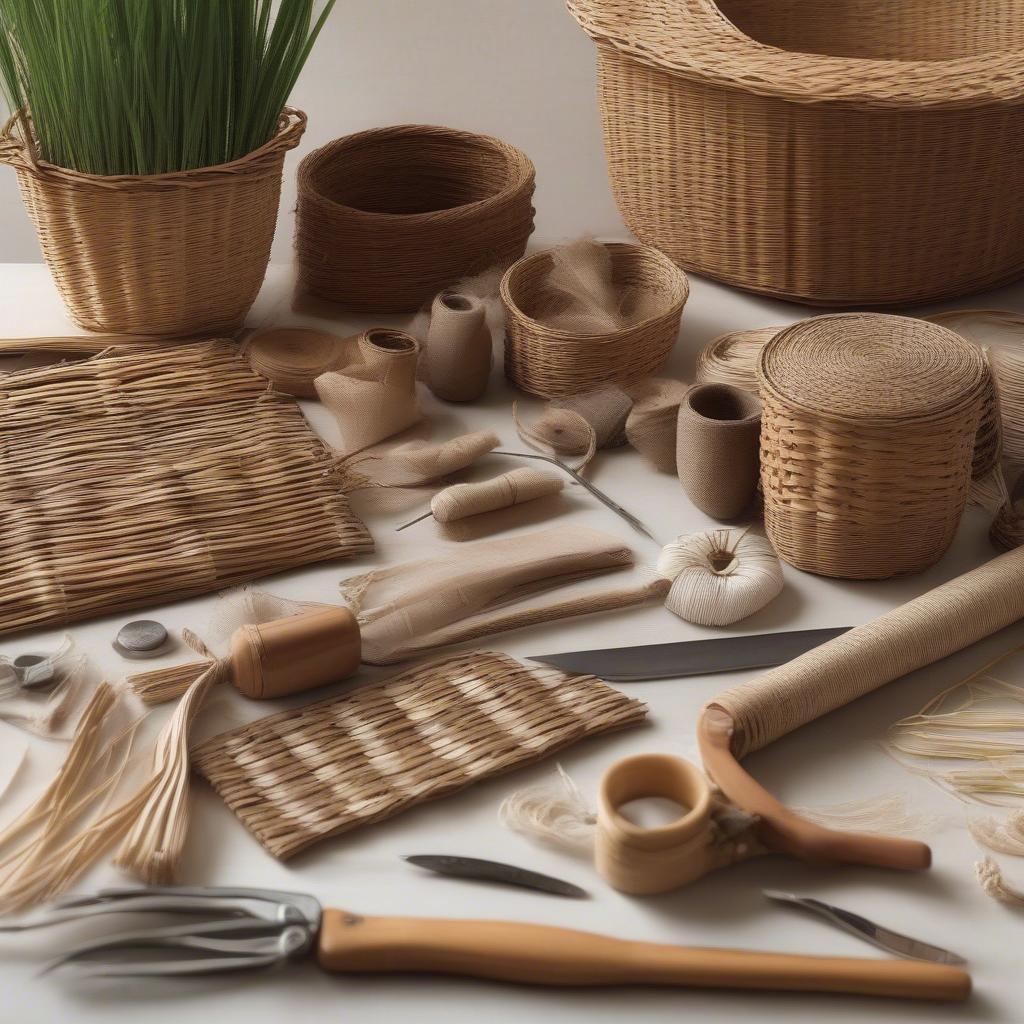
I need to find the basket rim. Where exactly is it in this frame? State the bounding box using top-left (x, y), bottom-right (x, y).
top-left (568, 0), bottom-right (1024, 108)
top-left (500, 240), bottom-right (690, 340)
top-left (0, 107), bottom-right (306, 187)
top-left (297, 123), bottom-right (536, 223)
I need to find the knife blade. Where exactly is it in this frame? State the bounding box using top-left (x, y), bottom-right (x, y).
top-left (403, 855), bottom-right (588, 899)
top-left (763, 890), bottom-right (966, 965)
top-left (529, 625), bottom-right (852, 682)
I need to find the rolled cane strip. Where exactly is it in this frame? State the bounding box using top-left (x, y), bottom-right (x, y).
top-left (699, 545), bottom-right (1024, 871)
top-left (430, 467), bottom-right (564, 523)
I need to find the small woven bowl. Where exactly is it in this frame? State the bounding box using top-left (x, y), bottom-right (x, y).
top-left (501, 241), bottom-right (689, 398)
top-left (295, 124), bottom-right (535, 313)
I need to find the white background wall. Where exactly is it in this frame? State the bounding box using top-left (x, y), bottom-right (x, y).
top-left (0, 0), bottom-right (623, 263)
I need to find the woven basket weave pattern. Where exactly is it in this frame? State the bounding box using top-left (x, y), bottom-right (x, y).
top-left (570, 0), bottom-right (1024, 306)
top-left (194, 650), bottom-right (646, 860)
top-left (502, 241), bottom-right (688, 398)
top-left (0, 110), bottom-right (304, 336)
top-left (296, 125), bottom-right (536, 312)
top-left (759, 314), bottom-right (987, 579)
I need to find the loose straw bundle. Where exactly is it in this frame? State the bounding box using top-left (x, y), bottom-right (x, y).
top-left (759, 314), bottom-right (987, 578)
top-left (194, 650), bottom-right (647, 860)
top-left (656, 529), bottom-right (783, 627)
top-left (315, 328), bottom-right (422, 454)
top-left (0, 341), bottom-right (372, 637)
top-left (707, 545), bottom-right (1024, 760)
top-left (695, 328), bottom-right (780, 394)
top-left (246, 326), bottom-right (348, 397)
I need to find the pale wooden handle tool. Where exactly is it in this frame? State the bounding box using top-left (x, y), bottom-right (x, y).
top-left (317, 910), bottom-right (970, 1001)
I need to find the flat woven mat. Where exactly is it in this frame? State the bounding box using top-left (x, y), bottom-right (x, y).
top-left (0, 341), bottom-right (373, 635)
top-left (193, 650), bottom-right (647, 860)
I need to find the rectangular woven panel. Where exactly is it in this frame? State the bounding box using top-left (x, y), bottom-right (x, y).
top-left (193, 650), bottom-right (647, 860)
top-left (0, 341), bottom-right (373, 635)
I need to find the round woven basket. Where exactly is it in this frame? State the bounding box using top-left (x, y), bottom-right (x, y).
top-left (295, 125), bottom-right (535, 313)
top-left (501, 242), bottom-right (689, 398)
top-left (759, 313), bottom-right (988, 579)
top-left (568, 0), bottom-right (1024, 306)
top-left (0, 109), bottom-right (304, 337)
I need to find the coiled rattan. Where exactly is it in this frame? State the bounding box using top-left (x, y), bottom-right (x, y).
top-left (502, 241), bottom-right (689, 398)
top-left (295, 125), bottom-right (535, 313)
top-left (567, 0), bottom-right (1024, 306)
top-left (759, 314), bottom-right (988, 579)
top-left (0, 109), bottom-right (304, 336)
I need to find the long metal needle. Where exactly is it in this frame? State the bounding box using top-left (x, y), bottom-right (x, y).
top-left (395, 509), bottom-right (434, 532)
top-left (493, 450), bottom-right (658, 542)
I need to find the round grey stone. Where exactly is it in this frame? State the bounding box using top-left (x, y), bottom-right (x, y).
top-left (116, 619), bottom-right (169, 654)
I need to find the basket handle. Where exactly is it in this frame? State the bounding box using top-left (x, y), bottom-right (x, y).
top-left (0, 109), bottom-right (41, 173)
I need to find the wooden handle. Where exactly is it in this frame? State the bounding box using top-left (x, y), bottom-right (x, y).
top-left (317, 909), bottom-right (969, 1001)
top-left (698, 709), bottom-right (932, 871)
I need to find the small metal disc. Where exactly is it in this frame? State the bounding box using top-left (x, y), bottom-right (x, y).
top-left (115, 619), bottom-right (169, 655)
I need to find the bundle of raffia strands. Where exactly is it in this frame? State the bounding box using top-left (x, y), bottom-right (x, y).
top-left (314, 328), bottom-right (422, 454)
top-left (514, 389), bottom-right (633, 470)
top-left (193, 650), bottom-right (647, 860)
top-left (759, 314), bottom-right (988, 579)
top-left (0, 341), bottom-right (372, 637)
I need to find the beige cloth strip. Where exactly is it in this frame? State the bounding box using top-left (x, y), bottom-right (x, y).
top-left (707, 545), bottom-right (1024, 759)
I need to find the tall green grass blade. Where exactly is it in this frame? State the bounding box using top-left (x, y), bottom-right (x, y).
top-left (0, 0), bottom-right (335, 175)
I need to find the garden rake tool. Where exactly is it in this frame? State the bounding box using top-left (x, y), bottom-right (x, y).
top-left (0, 885), bottom-right (969, 1000)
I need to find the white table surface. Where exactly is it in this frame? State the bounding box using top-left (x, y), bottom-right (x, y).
top-left (2, 261), bottom-right (1024, 1024)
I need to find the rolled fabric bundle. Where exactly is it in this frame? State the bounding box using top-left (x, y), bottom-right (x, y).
top-left (246, 326), bottom-right (346, 398)
top-left (430, 467), bottom-right (564, 523)
top-left (676, 383), bottom-right (761, 520)
top-left (625, 377), bottom-right (689, 472)
top-left (657, 529), bottom-right (783, 627)
top-left (515, 388), bottom-right (633, 469)
top-left (423, 290), bottom-right (493, 403)
top-left (707, 545), bottom-right (1024, 759)
top-left (315, 329), bottom-right (422, 453)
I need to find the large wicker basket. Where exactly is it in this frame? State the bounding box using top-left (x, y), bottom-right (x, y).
top-left (502, 241), bottom-right (689, 398)
top-left (0, 110), bottom-right (305, 336)
top-left (296, 125), bottom-right (536, 313)
top-left (568, 0), bottom-right (1024, 306)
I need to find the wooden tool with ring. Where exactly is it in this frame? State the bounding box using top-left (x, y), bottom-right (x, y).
top-left (597, 545), bottom-right (1024, 894)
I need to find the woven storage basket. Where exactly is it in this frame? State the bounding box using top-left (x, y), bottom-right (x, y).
top-left (295, 125), bottom-right (535, 313)
top-left (567, 0), bottom-right (1024, 306)
top-left (502, 241), bottom-right (689, 398)
top-left (0, 110), bottom-right (304, 336)
top-left (759, 313), bottom-right (987, 579)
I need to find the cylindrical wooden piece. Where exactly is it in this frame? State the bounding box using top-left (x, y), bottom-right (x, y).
top-left (424, 291), bottom-right (492, 402)
top-left (229, 606), bottom-right (361, 700)
top-left (316, 909), bottom-right (971, 1001)
top-left (676, 383), bottom-right (761, 520)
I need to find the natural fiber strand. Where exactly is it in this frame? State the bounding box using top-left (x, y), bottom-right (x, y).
top-left (314, 329), bottom-right (422, 454)
top-left (499, 764), bottom-right (598, 853)
top-left (0, 341), bottom-right (372, 637)
top-left (657, 529), bottom-right (784, 627)
top-left (969, 812), bottom-right (1024, 856)
top-left (792, 795), bottom-right (942, 837)
top-left (977, 857), bottom-right (1024, 907)
top-left (696, 328), bottom-right (780, 395)
top-left (194, 650), bottom-right (647, 860)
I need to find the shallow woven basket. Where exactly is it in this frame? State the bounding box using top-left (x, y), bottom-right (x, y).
top-left (759, 313), bottom-right (988, 579)
top-left (568, 0), bottom-right (1024, 306)
top-left (502, 241), bottom-right (689, 398)
top-left (0, 109), bottom-right (304, 336)
top-left (295, 125), bottom-right (536, 313)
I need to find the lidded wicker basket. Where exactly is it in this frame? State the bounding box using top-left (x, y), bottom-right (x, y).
top-left (296, 125), bottom-right (536, 313)
top-left (759, 313), bottom-right (988, 579)
top-left (568, 0), bottom-right (1024, 306)
top-left (0, 109), bottom-right (305, 336)
top-left (502, 241), bottom-right (689, 398)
